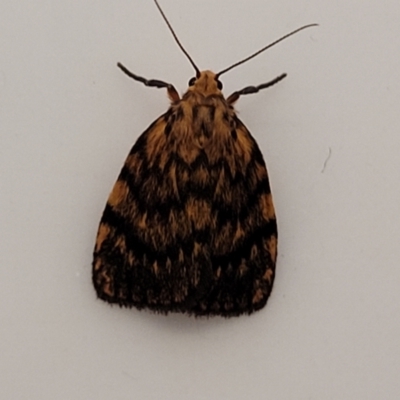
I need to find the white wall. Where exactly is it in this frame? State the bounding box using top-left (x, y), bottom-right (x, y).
top-left (1, 0), bottom-right (400, 399)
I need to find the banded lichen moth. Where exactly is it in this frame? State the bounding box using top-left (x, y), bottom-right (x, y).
top-left (93, 0), bottom-right (317, 317)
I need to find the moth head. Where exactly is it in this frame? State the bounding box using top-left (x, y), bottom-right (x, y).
top-left (187, 71), bottom-right (223, 95)
top-left (153, 0), bottom-right (317, 98)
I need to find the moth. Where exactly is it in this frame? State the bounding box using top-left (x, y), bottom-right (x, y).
top-left (93, 0), bottom-right (317, 317)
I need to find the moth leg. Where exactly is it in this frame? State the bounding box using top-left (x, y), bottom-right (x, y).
top-left (117, 62), bottom-right (180, 102)
top-left (227, 73), bottom-right (287, 105)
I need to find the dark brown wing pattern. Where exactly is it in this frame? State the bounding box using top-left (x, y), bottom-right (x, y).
top-left (93, 94), bottom-right (277, 317)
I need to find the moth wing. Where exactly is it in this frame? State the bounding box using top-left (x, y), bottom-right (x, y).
top-left (189, 116), bottom-right (278, 316)
top-left (93, 113), bottom-right (206, 312)
top-left (93, 109), bottom-right (278, 317)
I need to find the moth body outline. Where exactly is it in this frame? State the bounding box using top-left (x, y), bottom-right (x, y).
top-left (92, 0), bottom-right (317, 317)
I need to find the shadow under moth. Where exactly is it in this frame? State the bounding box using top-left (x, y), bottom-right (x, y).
top-left (93, 0), bottom-right (317, 317)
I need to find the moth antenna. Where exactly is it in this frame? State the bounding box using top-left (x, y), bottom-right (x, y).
top-left (153, 0), bottom-right (200, 77)
top-left (216, 24), bottom-right (318, 77)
